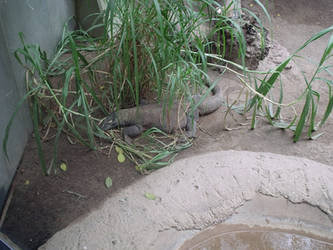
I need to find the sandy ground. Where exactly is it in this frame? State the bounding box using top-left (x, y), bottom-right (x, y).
top-left (40, 1), bottom-right (333, 249)
top-left (182, 0), bottom-right (333, 166)
top-left (2, 0), bottom-right (333, 249)
top-left (40, 151), bottom-right (333, 249)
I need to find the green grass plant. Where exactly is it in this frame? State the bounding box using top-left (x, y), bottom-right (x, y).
top-left (4, 0), bottom-right (250, 174)
top-left (247, 26), bottom-right (333, 142)
top-left (3, 0), bottom-right (333, 175)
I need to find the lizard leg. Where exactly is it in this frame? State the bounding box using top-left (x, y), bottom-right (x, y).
top-left (122, 125), bottom-right (144, 143)
top-left (185, 109), bottom-right (199, 138)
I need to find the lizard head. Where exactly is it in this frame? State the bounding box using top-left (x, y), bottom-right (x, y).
top-left (99, 112), bottom-right (119, 131)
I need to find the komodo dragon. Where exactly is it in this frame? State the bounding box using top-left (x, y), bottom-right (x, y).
top-left (99, 81), bottom-right (222, 139)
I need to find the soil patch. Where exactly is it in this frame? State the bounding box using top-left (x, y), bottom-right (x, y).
top-left (1, 135), bottom-right (141, 249)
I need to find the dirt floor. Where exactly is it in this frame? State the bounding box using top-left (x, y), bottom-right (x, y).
top-left (1, 0), bottom-right (333, 249)
top-left (1, 136), bottom-right (141, 249)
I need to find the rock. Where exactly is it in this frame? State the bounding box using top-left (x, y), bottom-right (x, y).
top-left (210, 13), bottom-right (271, 70)
top-left (258, 41), bottom-right (295, 71)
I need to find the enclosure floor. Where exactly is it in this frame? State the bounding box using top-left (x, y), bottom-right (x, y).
top-left (2, 0), bottom-right (333, 249)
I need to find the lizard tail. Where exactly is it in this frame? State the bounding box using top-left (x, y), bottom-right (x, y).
top-left (198, 81), bottom-right (223, 115)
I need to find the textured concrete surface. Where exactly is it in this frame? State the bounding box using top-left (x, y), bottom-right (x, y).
top-left (40, 151), bottom-right (333, 250)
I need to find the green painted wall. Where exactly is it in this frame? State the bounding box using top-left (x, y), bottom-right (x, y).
top-left (0, 0), bottom-right (75, 213)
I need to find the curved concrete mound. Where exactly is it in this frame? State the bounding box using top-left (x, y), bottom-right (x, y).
top-left (40, 151), bottom-right (333, 250)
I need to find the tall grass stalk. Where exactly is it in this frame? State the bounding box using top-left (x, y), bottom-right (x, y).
top-left (6, 0), bottom-right (331, 175)
top-left (4, 0), bottom-right (251, 173)
top-left (248, 26), bottom-right (333, 141)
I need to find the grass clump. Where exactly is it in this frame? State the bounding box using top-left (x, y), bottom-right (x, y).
top-left (4, 0), bottom-right (333, 175)
top-left (4, 0), bottom-right (248, 174)
top-left (242, 26), bottom-right (333, 142)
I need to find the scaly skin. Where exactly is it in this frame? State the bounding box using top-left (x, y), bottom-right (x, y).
top-left (100, 82), bottom-right (222, 139)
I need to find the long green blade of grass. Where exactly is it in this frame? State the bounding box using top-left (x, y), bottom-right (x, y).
top-left (3, 87), bottom-right (39, 159)
top-left (68, 33), bottom-right (96, 148)
top-left (293, 91), bottom-right (311, 142)
top-left (320, 83), bottom-right (333, 127)
top-left (250, 25), bottom-right (333, 109)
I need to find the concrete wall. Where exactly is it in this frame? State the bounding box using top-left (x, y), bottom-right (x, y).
top-left (0, 0), bottom-right (75, 213)
top-left (76, 0), bottom-right (104, 37)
